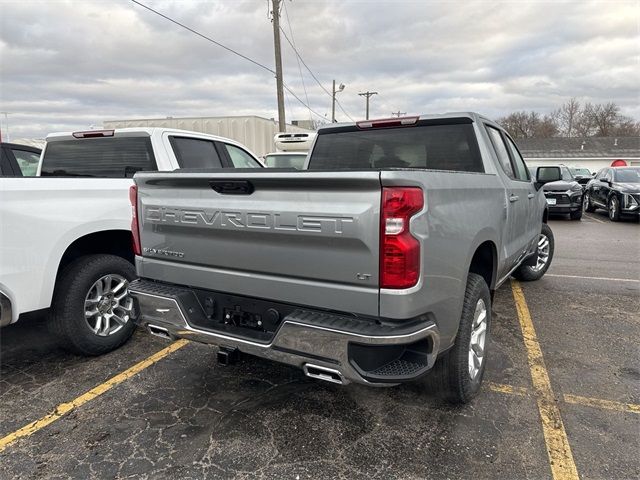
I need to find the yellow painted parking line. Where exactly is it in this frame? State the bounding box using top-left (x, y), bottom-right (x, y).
top-left (486, 381), bottom-right (529, 396)
top-left (0, 339), bottom-right (189, 453)
top-left (511, 280), bottom-right (579, 480)
top-left (564, 394), bottom-right (640, 415)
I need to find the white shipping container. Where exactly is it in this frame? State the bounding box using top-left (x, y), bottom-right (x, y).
top-left (103, 116), bottom-right (312, 157)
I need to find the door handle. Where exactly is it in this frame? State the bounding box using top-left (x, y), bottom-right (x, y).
top-left (527, 193), bottom-right (535, 199)
top-left (509, 195), bottom-right (519, 202)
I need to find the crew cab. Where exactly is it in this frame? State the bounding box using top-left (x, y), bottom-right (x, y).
top-left (0, 128), bottom-right (262, 356)
top-left (0, 142), bottom-right (41, 176)
top-left (129, 113), bottom-right (558, 403)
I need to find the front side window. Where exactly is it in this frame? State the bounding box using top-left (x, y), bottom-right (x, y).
top-left (223, 144), bottom-right (261, 168)
top-left (264, 154), bottom-right (307, 169)
top-left (170, 137), bottom-right (222, 169)
top-left (504, 136), bottom-right (530, 181)
top-left (41, 137), bottom-right (156, 177)
top-left (486, 126), bottom-right (515, 179)
top-left (11, 148), bottom-right (40, 176)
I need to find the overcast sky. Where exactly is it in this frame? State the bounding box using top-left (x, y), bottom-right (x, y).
top-left (1, 0), bottom-right (638, 139)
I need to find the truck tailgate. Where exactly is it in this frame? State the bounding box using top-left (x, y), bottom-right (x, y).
top-left (135, 171), bottom-right (381, 316)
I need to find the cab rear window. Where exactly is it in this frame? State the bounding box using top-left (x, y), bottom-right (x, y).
top-left (41, 137), bottom-right (156, 177)
top-left (309, 123), bottom-right (483, 172)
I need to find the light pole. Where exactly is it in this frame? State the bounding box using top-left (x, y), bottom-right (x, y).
top-left (0, 112), bottom-right (11, 142)
top-left (358, 91), bottom-right (378, 120)
top-left (331, 80), bottom-right (345, 123)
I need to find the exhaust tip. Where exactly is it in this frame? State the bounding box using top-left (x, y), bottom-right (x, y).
top-left (147, 324), bottom-right (171, 340)
top-left (303, 364), bottom-right (343, 385)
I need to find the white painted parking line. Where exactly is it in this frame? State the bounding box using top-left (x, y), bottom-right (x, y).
top-left (583, 213), bottom-right (606, 224)
top-left (546, 274), bottom-right (640, 283)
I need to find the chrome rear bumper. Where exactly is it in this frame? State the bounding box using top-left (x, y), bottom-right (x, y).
top-left (129, 280), bottom-right (440, 386)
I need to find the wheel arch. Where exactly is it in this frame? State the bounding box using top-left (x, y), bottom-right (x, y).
top-left (55, 230), bottom-right (134, 284)
top-left (468, 240), bottom-right (498, 293)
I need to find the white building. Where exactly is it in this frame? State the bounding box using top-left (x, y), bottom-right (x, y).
top-left (103, 115), bottom-right (313, 157)
top-left (516, 137), bottom-right (640, 173)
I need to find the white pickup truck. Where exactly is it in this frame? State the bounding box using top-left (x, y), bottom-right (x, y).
top-left (0, 127), bottom-right (262, 355)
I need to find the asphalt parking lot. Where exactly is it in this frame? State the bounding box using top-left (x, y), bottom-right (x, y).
top-left (1, 211), bottom-right (638, 480)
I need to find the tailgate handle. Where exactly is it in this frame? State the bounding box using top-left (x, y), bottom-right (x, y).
top-left (209, 180), bottom-right (254, 195)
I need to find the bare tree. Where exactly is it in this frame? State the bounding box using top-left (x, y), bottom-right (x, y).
top-left (573, 102), bottom-right (596, 137)
top-left (499, 101), bottom-right (637, 138)
top-left (498, 111), bottom-right (557, 138)
top-left (534, 115), bottom-right (558, 138)
top-left (554, 98), bottom-right (581, 137)
top-left (591, 102), bottom-right (620, 136)
top-left (610, 116), bottom-right (640, 136)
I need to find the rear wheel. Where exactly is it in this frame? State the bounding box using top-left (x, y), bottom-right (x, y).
top-left (48, 254), bottom-right (137, 356)
top-left (424, 272), bottom-right (491, 404)
top-left (513, 223), bottom-right (554, 281)
top-left (583, 192), bottom-right (596, 212)
top-left (608, 195), bottom-right (620, 222)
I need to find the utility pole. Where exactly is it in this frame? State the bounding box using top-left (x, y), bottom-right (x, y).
top-left (331, 80), bottom-right (345, 123)
top-left (391, 111), bottom-right (406, 117)
top-left (271, 0), bottom-right (286, 132)
top-left (358, 91), bottom-right (378, 120)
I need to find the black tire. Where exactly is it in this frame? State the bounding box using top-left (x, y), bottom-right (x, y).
top-left (608, 195), bottom-right (620, 222)
top-left (583, 191), bottom-right (596, 213)
top-left (513, 223), bottom-right (554, 281)
top-left (570, 209), bottom-right (582, 220)
top-left (48, 254), bottom-right (137, 356)
top-left (424, 273), bottom-right (491, 404)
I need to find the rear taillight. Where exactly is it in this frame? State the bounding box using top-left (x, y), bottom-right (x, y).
top-left (380, 187), bottom-right (424, 289)
top-left (129, 185), bottom-right (141, 256)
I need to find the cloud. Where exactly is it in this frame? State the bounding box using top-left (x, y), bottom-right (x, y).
top-left (0, 0), bottom-right (638, 139)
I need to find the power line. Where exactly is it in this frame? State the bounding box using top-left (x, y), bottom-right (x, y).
top-left (278, 25), bottom-right (354, 121)
top-left (282, 1), bottom-right (312, 122)
top-left (130, 0), bottom-right (274, 75)
top-left (130, 0), bottom-right (327, 121)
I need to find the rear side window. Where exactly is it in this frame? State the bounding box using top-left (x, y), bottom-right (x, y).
top-left (486, 127), bottom-right (515, 179)
top-left (308, 123), bottom-right (484, 172)
top-left (42, 137), bottom-right (156, 177)
top-left (12, 148), bottom-right (40, 176)
top-left (223, 144), bottom-right (260, 168)
top-left (170, 137), bottom-right (222, 169)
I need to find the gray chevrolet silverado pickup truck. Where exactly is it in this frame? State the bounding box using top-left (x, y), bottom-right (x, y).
top-left (129, 113), bottom-right (559, 403)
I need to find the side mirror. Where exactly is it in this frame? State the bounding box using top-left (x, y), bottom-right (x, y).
top-left (576, 177), bottom-right (590, 185)
top-left (535, 166), bottom-right (562, 189)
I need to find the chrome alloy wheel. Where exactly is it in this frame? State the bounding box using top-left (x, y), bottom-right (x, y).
top-left (468, 298), bottom-right (487, 380)
top-left (583, 193), bottom-right (590, 212)
top-left (532, 233), bottom-right (550, 272)
top-left (609, 197), bottom-right (618, 220)
top-left (84, 274), bottom-right (133, 336)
